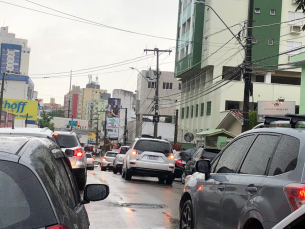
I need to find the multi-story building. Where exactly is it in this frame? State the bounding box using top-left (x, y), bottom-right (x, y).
top-left (0, 26), bottom-right (31, 75)
top-left (134, 70), bottom-right (180, 137)
top-left (85, 99), bottom-right (107, 131)
top-left (112, 89), bottom-right (136, 143)
top-left (63, 85), bottom-right (81, 118)
top-left (175, 0), bottom-right (305, 142)
top-left (43, 98), bottom-right (62, 113)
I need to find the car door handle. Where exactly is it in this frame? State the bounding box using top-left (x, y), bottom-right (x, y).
top-left (246, 186), bottom-right (258, 193)
top-left (218, 185), bottom-right (225, 191)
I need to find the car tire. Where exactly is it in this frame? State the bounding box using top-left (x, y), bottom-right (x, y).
top-left (166, 175), bottom-right (175, 185)
top-left (119, 167), bottom-right (122, 174)
top-left (101, 167), bottom-right (106, 171)
top-left (74, 168), bottom-right (86, 191)
top-left (113, 167), bottom-right (118, 174)
top-left (180, 200), bottom-right (194, 229)
top-left (121, 169), bottom-right (125, 178)
top-left (158, 177), bottom-right (165, 183)
top-left (181, 172), bottom-right (186, 184)
top-left (125, 168), bottom-right (132, 180)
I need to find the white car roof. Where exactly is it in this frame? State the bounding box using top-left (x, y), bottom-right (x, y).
top-left (0, 127), bottom-right (53, 136)
top-left (54, 131), bottom-right (76, 136)
top-left (135, 137), bottom-right (169, 143)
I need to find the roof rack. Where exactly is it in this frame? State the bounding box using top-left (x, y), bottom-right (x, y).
top-left (263, 114), bottom-right (305, 128)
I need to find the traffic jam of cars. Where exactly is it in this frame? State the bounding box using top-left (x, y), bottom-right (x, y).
top-left (2, 115), bottom-right (305, 228)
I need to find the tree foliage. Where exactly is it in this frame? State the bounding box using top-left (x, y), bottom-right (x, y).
top-left (38, 110), bottom-right (55, 131)
top-left (48, 109), bottom-right (64, 118)
top-left (249, 110), bottom-right (258, 129)
top-left (296, 0), bottom-right (305, 30)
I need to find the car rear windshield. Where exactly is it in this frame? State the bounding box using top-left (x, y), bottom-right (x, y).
top-left (86, 154), bottom-right (92, 158)
top-left (55, 135), bottom-right (78, 148)
top-left (0, 161), bottom-right (57, 228)
top-left (84, 146), bottom-right (93, 152)
top-left (134, 140), bottom-right (171, 155)
top-left (106, 152), bottom-right (117, 157)
top-left (120, 147), bottom-right (129, 154)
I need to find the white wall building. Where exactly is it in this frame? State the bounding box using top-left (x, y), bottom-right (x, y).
top-left (0, 26), bottom-right (31, 75)
top-left (112, 89), bottom-right (136, 143)
top-left (175, 0), bottom-right (305, 144)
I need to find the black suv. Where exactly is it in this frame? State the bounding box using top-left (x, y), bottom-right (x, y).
top-left (0, 136), bottom-right (109, 229)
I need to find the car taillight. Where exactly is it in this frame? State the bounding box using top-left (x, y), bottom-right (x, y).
top-left (285, 183), bottom-right (305, 211)
top-left (118, 149), bottom-right (121, 153)
top-left (176, 159), bottom-right (183, 166)
top-left (74, 148), bottom-right (83, 157)
top-left (47, 224), bottom-right (69, 229)
top-left (169, 166), bottom-right (174, 169)
top-left (102, 158), bottom-right (106, 161)
top-left (131, 150), bottom-right (137, 155)
top-left (53, 133), bottom-right (59, 137)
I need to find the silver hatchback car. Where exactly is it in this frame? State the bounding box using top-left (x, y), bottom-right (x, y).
top-left (54, 131), bottom-right (87, 190)
top-left (179, 115), bottom-right (305, 229)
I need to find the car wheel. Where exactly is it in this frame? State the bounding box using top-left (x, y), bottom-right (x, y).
top-left (180, 200), bottom-right (194, 229)
top-left (121, 169), bottom-right (125, 178)
top-left (158, 177), bottom-right (165, 183)
top-left (113, 167), bottom-right (118, 174)
top-left (101, 167), bottom-right (106, 171)
top-left (125, 168), bottom-right (132, 180)
top-left (74, 168), bottom-right (86, 191)
top-left (181, 172), bottom-right (186, 184)
top-left (166, 175), bottom-right (175, 185)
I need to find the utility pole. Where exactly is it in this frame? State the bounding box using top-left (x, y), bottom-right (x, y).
top-left (67, 70), bottom-right (72, 118)
top-left (242, 0), bottom-right (254, 132)
top-left (0, 72), bottom-right (6, 127)
top-left (120, 108), bottom-right (128, 145)
top-left (96, 120), bottom-right (99, 153)
top-left (174, 109), bottom-right (178, 144)
top-left (144, 48), bottom-right (172, 138)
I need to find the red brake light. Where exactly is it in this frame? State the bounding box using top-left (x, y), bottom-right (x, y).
top-left (53, 133), bottom-right (59, 137)
top-left (47, 224), bottom-right (69, 229)
top-left (74, 148), bottom-right (83, 157)
top-left (118, 149), bottom-right (121, 153)
top-left (285, 183), bottom-right (305, 211)
top-left (102, 158), bottom-right (106, 161)
top-left (176, 159), bottom-right (183, 166)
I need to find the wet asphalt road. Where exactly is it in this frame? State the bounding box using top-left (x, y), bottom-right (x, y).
top-left (85, 167), bottom-right (183, 229)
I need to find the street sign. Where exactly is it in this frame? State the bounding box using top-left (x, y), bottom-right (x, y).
top-left (69, 120), bottom-right (78, 127)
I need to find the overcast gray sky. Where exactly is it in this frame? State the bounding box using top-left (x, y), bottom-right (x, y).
top-left (1, 0), bottom-right (178, 104)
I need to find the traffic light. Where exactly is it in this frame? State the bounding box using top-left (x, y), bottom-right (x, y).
top-left (77, 122), bottom-right (80, 127)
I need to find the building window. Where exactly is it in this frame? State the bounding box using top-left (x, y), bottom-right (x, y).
top-left (186, 106), bottom-right (189, 118)
top-left (163, 82), bottom-right (173, 89)
top-left (254, 8), bottom-right (260, 14)
top-left (179, 83), bottom-right (182, 90)
top-left (270, 9), bottom-right (276, 15)
top-left (148, 82), bottom-right (156, 88)
top-left (286, 41), bottom-right (302, 55)
top-left (225, 101), bottom-right (240, 110)
top-left (195, 104), bottom-right (199, 117)
top-left (207, 102), bottom-right (212, 115)
top-left (288, 11), bottom-right (304, 25)
top-left (191, 105), bottom-right (194, 118)
top-left (181, 108), bottom-right (185, 119)
top-left (200, 103), bottom-right (204, 116)
top-left (268, 39), bottom-right (274, 46)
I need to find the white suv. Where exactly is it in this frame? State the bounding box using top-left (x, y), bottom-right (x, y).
top-left (121, 138), bottom-right (175, 185)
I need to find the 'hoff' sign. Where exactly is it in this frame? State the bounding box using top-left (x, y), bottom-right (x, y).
top-left (2, 98), bottom-right (38, 121)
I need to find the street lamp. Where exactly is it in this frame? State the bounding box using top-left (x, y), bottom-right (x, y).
top-left (130, 67), bottom-right (150, 82)
top-left (194, 1), bottom-right (245, 50)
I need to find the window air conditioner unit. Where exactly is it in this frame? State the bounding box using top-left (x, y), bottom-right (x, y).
top-left (290, 25), bottom-right (302, 34)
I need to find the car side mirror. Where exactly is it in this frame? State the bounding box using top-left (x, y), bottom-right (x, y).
top-left (82, 184), bottom-right (110, 204)
top-left (196, 159), bottom-right (211, 180)
top-left (65, 149), bottom-right (74, 157)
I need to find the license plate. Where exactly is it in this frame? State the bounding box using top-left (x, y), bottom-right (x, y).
top-left (147, 156), bottom-right (158, 160)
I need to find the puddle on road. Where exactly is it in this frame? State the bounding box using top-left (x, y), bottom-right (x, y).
top-left (109, 202), bottom-right (167, 209)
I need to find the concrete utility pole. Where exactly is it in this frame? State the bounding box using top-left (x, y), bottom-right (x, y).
top-left (120, 108), bottom-right (128, 145)
top-left (174, 109), bottom-right (178, 144)
top-left (144, 48), bottom-right (172, 138)
top-left (242, 0), bottom-right (254, 132)
top-left (0, 72), bottom-right (6, 126)
top-left (68, 70), bottom-right (72, 118)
